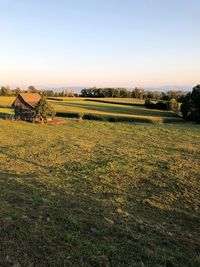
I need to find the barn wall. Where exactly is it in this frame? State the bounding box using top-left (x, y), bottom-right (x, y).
top-left (13, 96), bottom-right (35, 120)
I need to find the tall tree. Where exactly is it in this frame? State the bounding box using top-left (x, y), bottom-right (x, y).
top-left (181, 85), bottom-right (200, 122)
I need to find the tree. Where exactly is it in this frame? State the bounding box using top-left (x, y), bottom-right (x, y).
top-left (181, 93), bottom-right (193, 119)
top-left (0, 86), bottom-right (12, 96)
top-left (68, 91), bottom-right (74, 97)
top-left (168, 98), bottom-right (179, 112)
top-left (167, 90), bottom-right (183, 100)
top-left (28, 85), bottom-right (38, 93)
top-left (132, 87), bottom-right (145, 99)
top-left (14, 87), bottom-right (21, 96)
top-left (191, 85), bottom-right (200, 110)
top-left (152, 91), bottom-right (161, 100)
top-left (181, 85), bottom-right (200, 122)
top-left (34, 97), bottom-right (55, 123)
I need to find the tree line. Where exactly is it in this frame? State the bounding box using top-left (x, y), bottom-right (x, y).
top-left (145, 84), bottom-right (200, 122)
top-left (0, 85), bottom-right (185, 101)
top-left (80, 87), bottom-right (185, 101)
top-left (1, 84), bottom-right (199, 122)
top-left (0, 86), bottom-right (77, 97)
top-left (81, 86), bottom-right (200, 123)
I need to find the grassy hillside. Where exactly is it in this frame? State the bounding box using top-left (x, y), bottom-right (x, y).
top-left (48, 98), bottom-right (183, 124)
top-left (0, 96), bottom-right (144, 106)
top-left (49, 99), bottom-right (172, 117)
top-left (0, 96), bottom-right (183, 124)
top-left (0, 119), bottom-right (199, 266)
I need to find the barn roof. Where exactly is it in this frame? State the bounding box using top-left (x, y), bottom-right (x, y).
top-left (12, 93), bottom-right (41, 108)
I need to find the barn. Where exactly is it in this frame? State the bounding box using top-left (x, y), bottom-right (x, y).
top-left (12, 93), bottom-right (41, 120)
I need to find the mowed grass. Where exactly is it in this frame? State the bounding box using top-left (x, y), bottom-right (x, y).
top-left (0, 97), bottom-right (143, 106)
top-left (48, 97), bottom-right (145, 104)
top-left (0, 96), bottom-right (15, 106)
top-left (0, 119), bottom-right (199, 267)
top-left (49, 99), bottom-right (172, 117)
top-left (0, 96), bottom-right (183, 124)
top-left (48, 98), bottom-right (183, 124)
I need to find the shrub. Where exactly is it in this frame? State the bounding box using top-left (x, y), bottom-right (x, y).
top-left (56, 112), bottom-right (80, 118)
top-left (83, 114), bottom-right (107, 121)
top-left (145, 99), bottom-right (168, 110)
top-left (144, 99), bottom-right (152, 108)
top-left (156, 101), bottom-right (168, 110)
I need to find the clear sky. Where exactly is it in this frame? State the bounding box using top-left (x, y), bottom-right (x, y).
top-left (0, 0), bottom-right (199, 88)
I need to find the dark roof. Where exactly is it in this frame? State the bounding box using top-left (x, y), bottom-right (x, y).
top-left (12, 93), bottom-right (41, 108)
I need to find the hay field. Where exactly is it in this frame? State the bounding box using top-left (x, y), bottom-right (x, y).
top-left (0, 118), bottom-right (200, 266)
top-left (0, 96), bottom-right (183, 124)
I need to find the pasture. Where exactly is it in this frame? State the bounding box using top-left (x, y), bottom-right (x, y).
top-left (0, 118), bottom-right (200, 267)
top-left (0, 96), bottom-right (183, 124)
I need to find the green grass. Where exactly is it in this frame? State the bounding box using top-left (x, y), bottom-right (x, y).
top-left (0, 96), bottom-right (183, 124)
top-left (0, 119), bottom-right (199, 266)
top-left (48, 98), bottom-right (183, 124)
top-left (0, 96), bottom-right (15, 106)
top-left (0, 107), bottom-right (14, 118)
top-left (48, 97), bottom-right (145, 104)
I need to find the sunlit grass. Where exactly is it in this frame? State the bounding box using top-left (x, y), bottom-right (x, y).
top-left (0, 119), bottom-right (199, 266)
top-left (0, 96), bottom-right (182, 124)
top-left (0, 96), bottom-right (15, 106)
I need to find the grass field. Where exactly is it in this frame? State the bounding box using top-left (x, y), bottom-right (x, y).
top-left (48, 99), bottom-right (172, 117)
top-left (0, 96), bottom-right (15, 107)
top-left (0, 118), bottom-right (200, 266)
top-left (0, 96), bottom-right (183, 124)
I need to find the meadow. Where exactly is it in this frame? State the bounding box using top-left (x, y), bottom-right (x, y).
top-left (0, 117), bottom-right (200, 267)
top-left (0, 96), bottom-right (183, 124)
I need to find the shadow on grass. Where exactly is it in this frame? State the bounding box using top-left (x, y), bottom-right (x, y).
top-left (0, 112), bottom-right (13, 119)
top-left (0, 160), bottom-right (199, 266)
top-left (55, 102), bottom-right (178, 118)
top-left (0, 148), bottom-right (51, 171)
top-left (84, 99), bottom-right (145, 107)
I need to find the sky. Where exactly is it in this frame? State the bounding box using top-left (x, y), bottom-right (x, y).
top-left (0, 0), bottom-right (199, 88)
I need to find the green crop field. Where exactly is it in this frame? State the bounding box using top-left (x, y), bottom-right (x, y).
top-left (0, 118), bottom-right (200, 267)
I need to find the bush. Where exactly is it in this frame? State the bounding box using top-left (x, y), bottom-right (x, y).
top-left (145, 99), bottom-right (168, 110)
top-left (144, 99), bottom-right (152, 107)
top-left (56, 112), bottom-right (80, 118)
top-left (56, 111), bottom-right (182, 124)
top-left (83, 114), bottom-right (107, 121)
